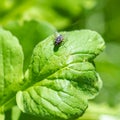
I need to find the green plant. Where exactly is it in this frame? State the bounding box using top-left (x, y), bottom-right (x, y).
top-left (0, 20), bottom-right (105, 120)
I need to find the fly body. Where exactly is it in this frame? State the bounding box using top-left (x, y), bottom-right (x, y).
top-left (54, 34), bottom-right (64, 45)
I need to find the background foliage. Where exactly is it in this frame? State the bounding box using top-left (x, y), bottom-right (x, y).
top-left (0, 0), bottom-right (120, 119)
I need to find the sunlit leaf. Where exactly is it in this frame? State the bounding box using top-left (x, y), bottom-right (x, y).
top-left (16, 30), bottom-right (105, 120)
top-left (0, 28), bottom-right (24, 112)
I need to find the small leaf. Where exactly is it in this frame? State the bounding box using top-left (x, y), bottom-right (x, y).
top-left (16, 30), bottom-right (105, 120)
top-left (0, 28), bottom-right (24, 112)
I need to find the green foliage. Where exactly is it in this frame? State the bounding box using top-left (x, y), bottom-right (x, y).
top-left (0, 0), bottom-right (96, 29)
top-left (0, 28), bottom-right (24, 112)
top-left (0, 0), bottom-right (119, 119)
top-left (0, 27), bottom-right (105, 120)
top-left (16, 30), bottom-right (105, 120)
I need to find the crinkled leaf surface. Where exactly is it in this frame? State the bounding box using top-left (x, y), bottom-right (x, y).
top-left (0, 28), bottom-right (24, 112)
top-left (16, 30), bottom-right (105, 120)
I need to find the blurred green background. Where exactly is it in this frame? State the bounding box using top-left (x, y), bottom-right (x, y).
top-left (0, 0), bottom-right (120, 120)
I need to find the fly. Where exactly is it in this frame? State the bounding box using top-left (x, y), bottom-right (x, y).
top-left (54, 33), bottom-right (64, 46)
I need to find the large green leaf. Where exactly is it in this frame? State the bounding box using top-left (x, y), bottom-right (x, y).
top-left (16, 30), bottom-right (105, 120)
top-left (0, 28), bottom-right (24, 112)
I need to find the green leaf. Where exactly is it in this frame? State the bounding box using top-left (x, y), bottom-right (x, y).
top-left (16, 30), bottom-right (105, 120)
top-left (0, 28), bottom-right (24, 112)
top-left (4, 20), bottom-right (56, 71)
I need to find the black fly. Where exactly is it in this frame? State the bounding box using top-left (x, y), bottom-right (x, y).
top-left (54, 33), bottom-right (64, 46)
